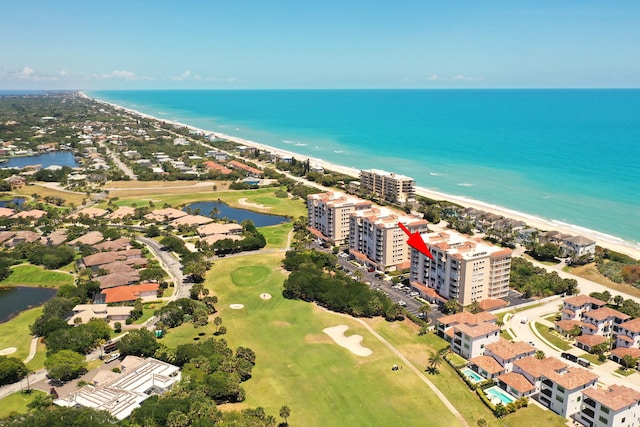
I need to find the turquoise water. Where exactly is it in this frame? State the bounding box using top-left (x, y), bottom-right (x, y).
top-left (484, 385), bottom-right (516, 404)
top-left (461, 367), bottom-right (485, 383)
top-left (89, 90), bottom-right (640, 247)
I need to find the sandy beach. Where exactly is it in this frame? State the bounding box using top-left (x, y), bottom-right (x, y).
top-left (86, 93), bottom-right (640, 260)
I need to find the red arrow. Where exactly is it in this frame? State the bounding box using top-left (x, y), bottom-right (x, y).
top-left (398, 222), bottom-right (434, 260)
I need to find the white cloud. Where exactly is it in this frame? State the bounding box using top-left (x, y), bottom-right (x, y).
top-left (172, 70), bottom-right (192, 81)
top-left (12, 66), bottom-right (59, 81)
top-left (451, 74), bottom-right (482, 81)
top-left (92, 70), bottom-right (139, 81)
top-left (426, 74), bottom-right (439, 81)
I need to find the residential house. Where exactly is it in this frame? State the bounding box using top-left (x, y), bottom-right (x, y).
top-left (579, 385), bottom-right (640, 427)
top-left (101, 283), bottom-right (160, 304)
top-left (106, 206), bottom-right (137, 221)
top-left (614, 318), bottom-right (640, 349)
top-left (227, 160), bottom-right (263, 177)
top-left (560, 295), bottom-right (607, 321)
top-left (435, 311), bottom-right (499, 359)
top-left (144, 208), bottom-right (188, 222)
top-left (581, 307), bottom-right (629, 338)
top-left (93, 238), bottom-right (132, 252)
top-left (539, 365), bottom-right (599, 418)
top-left (170, 214), bottom-right (213, 227)
top-left (69, 231), bottom-right (104, 246)
top-left (470, 338), bottom-right (536, 380)
top-left (42, 229), bottom-right (67, 246)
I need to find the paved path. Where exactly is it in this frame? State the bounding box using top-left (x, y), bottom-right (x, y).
top-left (355, 317), bottom-right (469, 427)
top-left (23, 337), bottom-right (38, 364)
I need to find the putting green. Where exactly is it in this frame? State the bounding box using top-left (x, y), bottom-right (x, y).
top-left (230, 266), bottom-right (271, 287)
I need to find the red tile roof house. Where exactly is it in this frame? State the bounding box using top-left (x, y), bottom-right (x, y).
top-left (68, 231), bottom-right (104, 246)
top-left (614, 317), bottom-right (640, 349)
top-left (581, 307), bottom-right (630, 338)
top-left (78, 249), bottom-right (143, 271)
top-left (609, 347), bottom-right (640, 368)
top-left (468, 338), bottom-right (535, 380)
top-left (574, 334), bottom-right (609, 353)
top-left (435, 311), bottom-right (500, 359)
top-left (102, 283), bottom-right (160, 304)
top-left (561, 294), bottom-right (607, 321)
top-left (96, 272), bottom-right (140, 290)
top-left (144, 208), bottom-right (188, 223)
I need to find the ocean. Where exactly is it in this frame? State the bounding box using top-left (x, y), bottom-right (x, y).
top-left (89, 89), bottom-right (640, 247)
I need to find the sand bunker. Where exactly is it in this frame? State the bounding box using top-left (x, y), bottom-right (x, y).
top-left (0, 347), bottom-right (17, 356)
top-left (238, 198), bottom-right (270, 209)
top-left (260, 293), bottom-right (272, 300)
top-left (229, 304), bottom-right (245, 310)
top-left (323, 325), bottom-right (372, 357)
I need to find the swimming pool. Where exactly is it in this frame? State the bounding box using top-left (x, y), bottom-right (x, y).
top-left (484, 386), bottom-right (516, 405)
top-left (461, 367), bottom-right (484, 383)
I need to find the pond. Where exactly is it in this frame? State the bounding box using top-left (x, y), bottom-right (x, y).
top-left (1, 151), bottom-right (78, 169)
top-left (0, 197), bottom-right (26, 208)
top-left (185, 201), bottom-right (289, 227)
top-left (0, 286), bottom-right (57, 323)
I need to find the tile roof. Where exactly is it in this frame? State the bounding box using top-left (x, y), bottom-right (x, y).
top-left (575, 334), bottom-right (608, 347)
top-left (584, 307), bottom-right (630, 321)
top-left (485, 338), bottom-right (535, 361)
top-left (171, 214), bottom-right (213, 227)
top-left (619, 317), bottom-right (640, 333)
top-left (617, 335), bottom-right (634, 343)
top-left (563, 295), bottom-right (607, 308)
top-left (583, 385), bottom-right (640, 412)
top-left (106, 206), bottom-right (136, 220)
top-left (478, 298), bottom-right (509, 311)
top-left (96, 272), bottom-right (139, 289)
top-left (555, 319), bottom-right (583, 332)
top-left (498, 372), bottom-right (535, 394)
top-left (513, 356), bottom-right (567, 379)
top-left (543, 366), bottom-right (598, 390)
top-left (69, 230), bottom-right (104, 246)
top-left (102, 283), bottom-right (160, 304)
top-left (611, 347), bottom-right (640, 359)
top-left (455, 322), bottom-right (500, 338)
top-left (470, 356), bottom-right (504, 374)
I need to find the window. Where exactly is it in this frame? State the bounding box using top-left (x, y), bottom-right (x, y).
top-left (556, 385), bottom-right (565, 393)
top-left (577, 396), bottom-right (581, 402)
top-left (555, 395), bottom-right (564, 403)
top-left (601, 406), bottom-right (609, 414)
top-left (598, 415), bottom-right (608, 424)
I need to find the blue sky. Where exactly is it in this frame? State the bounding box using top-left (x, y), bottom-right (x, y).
top-left (2, 1), bottom-right (639, 89)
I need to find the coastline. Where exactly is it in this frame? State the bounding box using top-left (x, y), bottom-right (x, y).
top-left (84, 92), bottom-right (640, 260)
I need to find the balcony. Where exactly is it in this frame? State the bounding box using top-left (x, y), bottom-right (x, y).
top-left (581, 407), bottom-right (595, 419)
top-left (540, 388), bottom-right (552, 398)
top-left (583, 398), bottom-right (596, 408)
top-left (542, 379), bottom-right (553, 388)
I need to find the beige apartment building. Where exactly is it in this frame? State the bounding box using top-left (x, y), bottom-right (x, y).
top-left (410, 230), bottom-right (512, 306)
top-left (349, 207), bottom-right (428, 272)
top-left (307, 192), bottom-right (372, 245)
top-left (359, 169), bottom-right (415, 204)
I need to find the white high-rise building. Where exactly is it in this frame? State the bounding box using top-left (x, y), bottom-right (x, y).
top-left (307, 192), bottom-right (372, 245)
top-left (359, 169), bottom-right (415, 204)
top-left (349, 207), bottom-right (428, 272)
top-left (410, 230), bottom-right (512, 306)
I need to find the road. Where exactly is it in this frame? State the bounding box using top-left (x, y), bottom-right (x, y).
top-left (97, 140), bottom-right (137, 180)
top-left (505, 298), bottom-right (640, 391)
top-left (136, 236), bottom-right (187, 299)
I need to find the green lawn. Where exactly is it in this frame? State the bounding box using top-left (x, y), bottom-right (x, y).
top-left (259, 222), bottom-right (292, 249)
top-left (113, 188), bottom-right (307, 220)
top-left (532, 322), bottom-right (572, 351)
top-left (0, 391), bottom-right (47, 419)
top-left (187, 253), bottom-right (460, 427)
top-left (0, 306), bottom-right (42, 362)
top-left (578, 353), bottom-right (605, 366)
top-left (615, 368), bottom-right (636, 377)
top-left (2, 264), bottom-right (74, 288)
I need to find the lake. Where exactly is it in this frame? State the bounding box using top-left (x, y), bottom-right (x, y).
top-left (0, 198), bottom-right (25, 208)
top-left (0, 286), bottom-right (57, 323)
top-left (185, 201), bottom-right (290, 227)
top-left (1, 151), bottom-right (78, 169)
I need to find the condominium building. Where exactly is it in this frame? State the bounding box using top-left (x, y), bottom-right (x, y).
top-left (349, 207), bottom-right (428, 271)
top-left (307, 192), bottom-right (372, 245)
top-left (579, 385), bottom-right (640, 427)
top-left (410, 230), bottom-right (512, 306)
top-left (359, 169), bottom-right (415, 204)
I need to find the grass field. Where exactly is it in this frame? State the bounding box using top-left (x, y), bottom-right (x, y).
top-left (1, 265), bottom-right (74, 288)
top-left (14, 184), bottom-right (86, 206)
top-left (0, 307), bottom-right (42, 362)
top-left (0, 391), bottom-right (47, 419)
top-left (106, 187), bottom-right (307, 219)
top-left (171, 253), bottom-right (459, 427)
top-left (569, 264), bottom-right (640, 299)
top-left (259, 223), bottom-right (292, 249)
top-left (532, 322), bottom-right (572, 351)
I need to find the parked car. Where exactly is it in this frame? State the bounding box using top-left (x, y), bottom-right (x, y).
top-left (105, 353), bottom-right (120, 363)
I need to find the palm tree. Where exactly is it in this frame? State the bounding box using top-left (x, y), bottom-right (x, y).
top-left (279, 405), bottom-right (291, 425)
top-left (419, 303), bottom-right (431, 321)
top-left (426, 351), bottom-right (443, 374)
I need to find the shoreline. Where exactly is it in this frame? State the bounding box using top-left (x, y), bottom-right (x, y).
top-left (84, 92), bottom-right (640, 260)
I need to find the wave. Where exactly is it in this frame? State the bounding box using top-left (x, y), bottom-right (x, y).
top-left (457, 183), bottom-right (474, 187)
top-left (282, 139), bottom-right (295, 144)
top-left (430, 172), bottom-right (442, 176)
top-left (294, 143), bottom-right (308, 147)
